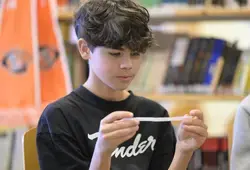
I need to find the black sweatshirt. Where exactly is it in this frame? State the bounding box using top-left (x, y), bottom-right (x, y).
top-left (36, 85), bottom-right (176, 170)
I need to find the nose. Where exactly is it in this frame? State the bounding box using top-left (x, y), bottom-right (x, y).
top-left (120, 56), bottom-right (132, 70)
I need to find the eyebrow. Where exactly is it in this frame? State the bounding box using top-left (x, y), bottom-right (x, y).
top-left (114, 47), bottom-right (125, 51)
top-left (106, 46), bottom-right (125, 51)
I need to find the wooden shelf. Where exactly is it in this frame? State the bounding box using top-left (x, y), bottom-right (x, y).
top-left (149, 7), bottom-right (250, 24)
top-left (58, 7), bottom-right (250, 22)
top-left (205, 7), bottom-right (250, 16)
top-left (137, 93), bottom-right (245, 101)
top-left (149, 7), bottom-right (250, 18)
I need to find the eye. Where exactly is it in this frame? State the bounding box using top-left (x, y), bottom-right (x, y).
top-left (131, 52), bottom-right (140, 57)
top-left (109, 52), bottom-right (121, 57)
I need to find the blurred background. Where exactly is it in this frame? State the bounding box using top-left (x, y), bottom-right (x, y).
top-left (1, 0), bottom-right (250, 169)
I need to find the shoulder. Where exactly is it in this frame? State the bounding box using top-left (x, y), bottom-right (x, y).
top-left (233, 95), bottom-right (250, 131)
top-left (133, 94), bottom-right (169, 117)
top-left (40, 93), bottom-right (74, 119)
top-left (37, 92), bottom-right (80, 134)
top-left (239, 95), bottom-right (250, 112)
top-left (231, 95), bottom-right (250, 165)
top-left (236, 95), bottom-right (250, 117)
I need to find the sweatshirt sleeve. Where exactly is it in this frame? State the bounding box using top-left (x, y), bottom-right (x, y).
top-left (230, 96), bottom-right (250, 170)
top-left (36, 104), bottom-right (91, 170)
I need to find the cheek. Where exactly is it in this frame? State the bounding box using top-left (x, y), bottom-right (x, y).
top-left (92, 57), bottom-right (113, 75)
top-left (132, 59), bottom-right (142, 73)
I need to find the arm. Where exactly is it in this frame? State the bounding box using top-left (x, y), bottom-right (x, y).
top-left (89, 111), bottom-right (139, 170)
top-left (149, 110), bottom-right (207, 170)
top-left (37, 106), bottom-right (138, 170)
top-left (231, 97), bottom-right (250, 170)
top-left (168, 146), bottom-right (193, 170)
top-left (148, 112), bottom-right (193, 170)
top-left (169, 110), bottom-right (207, 170)
top-left (89, 142), bottom-right (111, 170)
top-left (37, 133), bottom-right (90, 170)
top-left (36, 105), bottom-right (90, 170)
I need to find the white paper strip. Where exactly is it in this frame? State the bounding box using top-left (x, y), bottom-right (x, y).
top-left (125, 116), bottom-right (192, 122)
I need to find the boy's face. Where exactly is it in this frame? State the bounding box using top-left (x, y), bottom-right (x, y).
top-left (89, 46), bottom-right (142, 91)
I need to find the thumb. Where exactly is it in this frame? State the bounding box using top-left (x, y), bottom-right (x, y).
top-left (102, 111), bottom-right (133, 124)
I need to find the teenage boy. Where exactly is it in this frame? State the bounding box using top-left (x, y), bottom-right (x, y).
top-left (36, 0), bottom-right (208, 170)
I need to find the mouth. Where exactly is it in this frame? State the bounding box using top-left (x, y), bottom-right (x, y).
top-left (116, 76), bottom-right (134, 81)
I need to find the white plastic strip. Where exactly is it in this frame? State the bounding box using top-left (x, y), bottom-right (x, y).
top-left (87, 116), bottom-right (191, 140)
top-left (126, 116), bottom-right (192, 122)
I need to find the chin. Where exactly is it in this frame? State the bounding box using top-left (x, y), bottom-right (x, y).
top-left (112, 86), bottom-right (128, 91)
top-left (110, 84), bottom-right (130, 91)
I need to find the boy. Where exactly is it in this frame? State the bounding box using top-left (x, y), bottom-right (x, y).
top-left (36, 0), bottom-right (208, 170)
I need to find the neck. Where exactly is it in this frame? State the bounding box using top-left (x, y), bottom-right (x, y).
top-left (83, 72), bottom-right (130, 102)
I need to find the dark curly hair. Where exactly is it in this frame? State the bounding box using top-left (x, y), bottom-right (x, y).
top-left (73, 0), bottom-right (153, 53)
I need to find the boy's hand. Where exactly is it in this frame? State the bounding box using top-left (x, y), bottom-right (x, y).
top-left (96, 111), bottom-right (139, 154)
top-left (176, 110), bottom-right (208, 154)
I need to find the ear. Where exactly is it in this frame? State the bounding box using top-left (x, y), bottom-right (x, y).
top-left (77, 38), bottom-right (90, 60)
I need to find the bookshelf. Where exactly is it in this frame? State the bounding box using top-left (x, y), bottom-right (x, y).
top-left (59, 6), bottom-right (250, 98)
top-left (149, 7), bottom-right (250, 23)
top-left (58, 7), bottom-right (250, 22)
top-left (135, 93), bottom-right (245, 101)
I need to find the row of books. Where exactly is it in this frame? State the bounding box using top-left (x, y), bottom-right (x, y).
top-left (56, 0), bottom-right (250, 9)
top-left (129, 32), bottom-right (250, 95)
top-left (160, 0), bottom-right (250, 7)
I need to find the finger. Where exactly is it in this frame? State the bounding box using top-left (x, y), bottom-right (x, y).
top-left (183, 125), bottom-right (208, 137)
top-left (119, 130), bottom-right (138, 143)
top-left (102, 111), bottom-right (133, 124)
top-left (182, 114), bottom-right (201, 124)
top-left (189, 110), bottom-right (204, 121)
top-left (101, 119), bottom-right (139, 133)
top-left (182, 131), bottom-right (205, 139)
top-left (103, 126), bottom-right (139, 139)
top-left (182, 118), bottom-right (207, 129)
